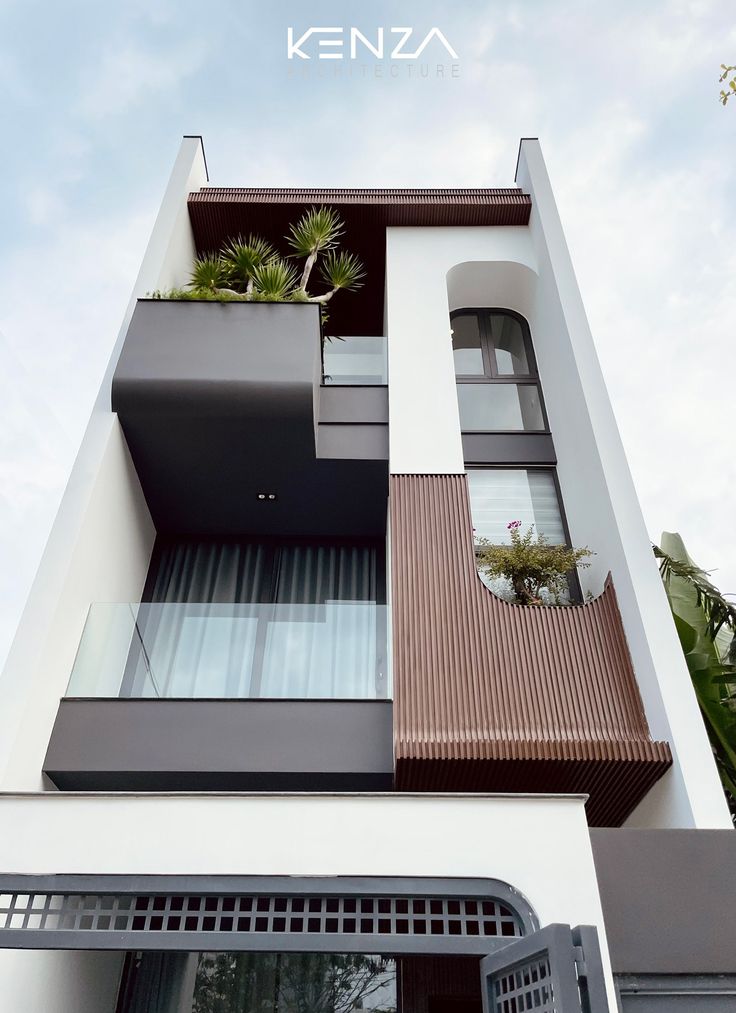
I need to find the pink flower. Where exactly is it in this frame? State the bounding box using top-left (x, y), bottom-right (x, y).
top-left (507, 520), bottom-right (522, 529)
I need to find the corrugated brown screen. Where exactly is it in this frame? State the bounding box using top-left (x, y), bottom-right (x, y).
top-left (390, 474), bottom-right (671, 826)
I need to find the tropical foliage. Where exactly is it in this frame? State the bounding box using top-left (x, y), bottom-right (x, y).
top-left (476, 520), bottom-right (593, 606)
top-left (654, 533), bottom-right (736, 819)
top-left (155, 206), bottom-right (365, 306)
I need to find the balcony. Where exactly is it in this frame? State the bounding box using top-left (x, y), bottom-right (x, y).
top-left (43, 601), bottom-right (392, 791)
top-left (322, 335), bottom-right (387, 385)
top-left (111, 300), bottom-right (388, 537)
top-left (390, 474), bottom-right (672, 826)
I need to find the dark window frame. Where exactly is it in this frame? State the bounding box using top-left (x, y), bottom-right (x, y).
top-left (451, 308), bottom-right (550, 435)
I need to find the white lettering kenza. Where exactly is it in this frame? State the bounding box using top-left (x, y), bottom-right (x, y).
top-left (287, 27), bottom-right (458, 61)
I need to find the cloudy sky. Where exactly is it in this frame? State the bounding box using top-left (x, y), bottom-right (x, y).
top-left (0, 0), bottom-right (734, 666)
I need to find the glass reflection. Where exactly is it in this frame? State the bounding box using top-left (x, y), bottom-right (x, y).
top-left (489, 315), bottom-right (529, 375)
top-left (192, 953), bottom-right (397, 1013)
top-left (456, 384), bottom-right (544, 431)
top-left (452, 313), bottom-right (484, 375)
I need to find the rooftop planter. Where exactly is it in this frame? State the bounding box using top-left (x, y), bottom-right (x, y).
top-left (111, 213), bottom-right (387, 537)
top-left (154, 205), bottom-right (365, 313)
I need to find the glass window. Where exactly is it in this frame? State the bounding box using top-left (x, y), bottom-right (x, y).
top-left (451, 312), bottom-right (484, 375)
top-left (192, 953), bottom-right (397, 1013)
top-left (119, 952), bottom-right (398, 1013)
top-left (66, 540), bottom-right (390, 702)
top-left (467, 469), bottom-right (565, 545)
top-left (489, 314), bottom-right (530, 375)
top-left (452, 310), bottom-right (546, 433)
top-left (456, 383), bottom-right (544, 431)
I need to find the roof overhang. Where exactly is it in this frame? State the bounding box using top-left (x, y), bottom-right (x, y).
top-left (187, 188), bottom-right (532, 336)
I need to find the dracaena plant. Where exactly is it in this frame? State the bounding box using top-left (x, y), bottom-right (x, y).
top-left (178, 206), bottom-right (364, 306)
top-left (189, 253), bottom-right (236, 296)
top-left (287, 207), bottom-right (365, 301)
top-left (249, 259), bottom-right (299, 301)
top-left (222, 235), bottom-right (275, 294)
top-left (476, 520), bottom-right (593, 606)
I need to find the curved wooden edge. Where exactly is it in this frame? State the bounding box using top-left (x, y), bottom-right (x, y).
top-left (389, 474), bottom-right (673, 826)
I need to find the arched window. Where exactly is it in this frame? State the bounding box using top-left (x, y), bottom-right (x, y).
top-left (451, 310), bottom-right (547, 433)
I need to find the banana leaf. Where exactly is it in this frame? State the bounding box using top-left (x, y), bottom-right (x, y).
top-left (657, 532), bottom-right (736, 803)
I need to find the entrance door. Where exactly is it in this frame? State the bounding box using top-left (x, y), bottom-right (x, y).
top-left (480, 924), bottom-right (609, 1013)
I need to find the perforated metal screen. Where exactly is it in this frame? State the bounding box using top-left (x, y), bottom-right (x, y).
top-left (0, 890), bottom-right (523, 948)
top-left (480, 925), bottom-right (610, 1013)
top-left (489, 954), bottom-right (555, 1012)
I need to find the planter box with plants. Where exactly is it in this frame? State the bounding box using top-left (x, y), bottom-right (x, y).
top-left (114, 206), bottom-right (365, 420)
top-left (111, 208), bottom-right (386, 537)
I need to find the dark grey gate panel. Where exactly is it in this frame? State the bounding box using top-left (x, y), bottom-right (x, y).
top-left (480, 924), bottom-right (610, 1013)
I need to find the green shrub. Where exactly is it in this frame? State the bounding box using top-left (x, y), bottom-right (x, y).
top-left (476, 520), bottom-right (593, 606)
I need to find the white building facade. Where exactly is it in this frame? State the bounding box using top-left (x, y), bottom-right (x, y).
top-left (0, 137), bottom-right (732, 1012)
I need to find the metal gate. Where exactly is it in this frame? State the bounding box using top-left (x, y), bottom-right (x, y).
top-left (480, 924), bottom-right (609, 1013)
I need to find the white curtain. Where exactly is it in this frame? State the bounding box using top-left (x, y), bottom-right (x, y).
top-left (121, 539), bottom-right (385, 700)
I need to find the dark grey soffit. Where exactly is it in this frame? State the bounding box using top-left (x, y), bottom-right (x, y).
top-left (0, 875), bottom-right (539, 954)
top-left (590, 829), bottom-right (736, 974)
top-left (43, 699), bottom-right (393, 793)
top-left (112, 301), bottom-right (388, 536)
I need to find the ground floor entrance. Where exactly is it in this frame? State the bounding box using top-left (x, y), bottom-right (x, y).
top-left (117, 951), bottom-right (485, 1013)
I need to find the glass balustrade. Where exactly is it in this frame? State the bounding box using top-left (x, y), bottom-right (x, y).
top-left (322, 336), bottom-right (387, 385)
top-left (67, 602), bottom-right (389, 700)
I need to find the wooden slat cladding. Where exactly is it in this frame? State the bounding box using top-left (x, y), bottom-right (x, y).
top-left (390, 475), bottom-right (671, 826)
top-left (187, 189), bottom-right (531, 256)
top-left (189, 186), bottom-right (531, 220)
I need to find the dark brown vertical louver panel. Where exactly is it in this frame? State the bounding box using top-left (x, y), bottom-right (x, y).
top-left (390, 474), bottom-right (671, 826)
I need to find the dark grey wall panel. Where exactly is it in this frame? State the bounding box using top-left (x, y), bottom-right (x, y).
top-left (318, 387), bottom-right (389, 424)
top-left (44, 699), bottom-right (393, 792)
top-left (111, 300), bottom-right (388, 536)
top-left (616, 974), bottom-right (736, 1012)
top-left (317, 425), bottom-right (389, 461)
top-left (462, 432), bottom-right (556, 464)
top-left (113, 300), bottom-right (321, 419)
top-left (590, 829), bottom-right (736, 974)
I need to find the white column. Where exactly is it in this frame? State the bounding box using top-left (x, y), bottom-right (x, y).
top-left (516, 138), bottom-right (731, 829)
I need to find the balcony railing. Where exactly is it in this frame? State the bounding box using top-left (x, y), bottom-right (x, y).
top-left (67, 602), bottom-right (389, 700)
top-left (322, 336), bottom-right (387, 385)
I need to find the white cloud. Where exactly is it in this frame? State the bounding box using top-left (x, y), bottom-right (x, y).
top-left (1, 0), bottom-right (735, 676)
top-left (0, 202), bottom-right (155, 668)
top-left (76, 39), bottom-right (208, 119)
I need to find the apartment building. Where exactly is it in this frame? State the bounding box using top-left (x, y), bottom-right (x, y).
top-left (0, 136), bottom-right (733, 1011)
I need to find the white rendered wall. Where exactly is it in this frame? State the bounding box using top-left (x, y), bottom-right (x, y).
top-left (385, 143), bottom-right (729, 829)
top-left (515, 140), bottom-right (729, 829)
top-left (0, 950), bottom-right (122, 1013)
top-left (0, 137), bottom-right (207, 789)
top-left (0, 792), bottom-right (618, 1010)
top-left (0, 420), bottom-right (154, 789)
top-left (386, 227), bottom-right (536, 473)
